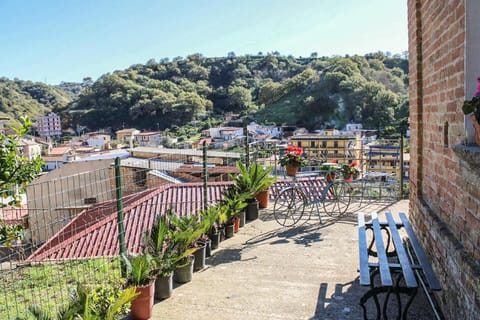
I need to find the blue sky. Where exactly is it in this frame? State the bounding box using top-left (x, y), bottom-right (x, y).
top-left (0, 0), bottom-right (407, 85)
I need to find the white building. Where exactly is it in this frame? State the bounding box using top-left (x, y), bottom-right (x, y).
top-left (19, 138), bottom-right (42, 161)
top-left (37, 112), bottom-right (61, 137)
top-left (209, 127), bottom-right (244, 140)
top-left (86, 132), bottom-right (111, 150)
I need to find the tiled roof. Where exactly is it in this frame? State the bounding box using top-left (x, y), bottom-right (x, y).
top-left (27, 182), bottom-right (233, 261)
top-left (49, 147), bottom-right (71, 155)
top-left (135, 131), bottom-right (160, 136)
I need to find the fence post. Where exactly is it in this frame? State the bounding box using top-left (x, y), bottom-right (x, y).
top-left (399, 136), bottom-right (404, 199)
top-left (203, 141), bottom-right (208, 211)
top-left (244, 126), bottom-right (250, 167)
top-left (115, 157), bottom-right (127, 276)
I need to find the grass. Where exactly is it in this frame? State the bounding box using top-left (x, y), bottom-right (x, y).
top-left (0, 258), bottom-right (123, 320)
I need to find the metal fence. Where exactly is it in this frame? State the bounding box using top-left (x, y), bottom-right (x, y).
top-left (0, 137), bottom-right (407, 318)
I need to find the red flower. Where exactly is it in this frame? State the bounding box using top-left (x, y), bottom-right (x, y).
top-left (286, 145), bottom-right (303, 155)
top-left (332, 159), bottom-right (337, 163)
top-left (350, 160), bottom-right (357, 167)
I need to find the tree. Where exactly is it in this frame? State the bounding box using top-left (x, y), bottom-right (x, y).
top-left (0, 117), bottom-right (44, 208)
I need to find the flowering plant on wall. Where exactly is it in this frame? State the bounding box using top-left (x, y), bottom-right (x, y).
top-left (462, 77), bottom-right (480, 145)
top-left (278, 146), bottom-right (307, 167)
top-left (462, 77), bottom-right (480, 122)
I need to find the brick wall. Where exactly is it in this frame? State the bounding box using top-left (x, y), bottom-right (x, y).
top-left (408, 0), bottom-right (480, 318)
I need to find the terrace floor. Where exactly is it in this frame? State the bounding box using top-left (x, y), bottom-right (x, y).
top-left (147, 200), bottom-right (436, 320)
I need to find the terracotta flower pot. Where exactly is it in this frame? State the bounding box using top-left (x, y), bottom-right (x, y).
top-left (285, 165), bottom-right (299, 176)
top-left (131, 282), bottom-right (155, 320)
top-left (256, 189), bottom-right (269, 208)
top-left (233, 217), bottom-right (240, 233)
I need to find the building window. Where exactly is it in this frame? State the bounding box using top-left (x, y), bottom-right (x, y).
top-left (334, 141), bottom-right (338, 148)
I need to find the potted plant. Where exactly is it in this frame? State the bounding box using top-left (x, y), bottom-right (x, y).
top-left (122, 252), bottom-right (156, 320)
top-left (28, 283), bottom-right (139, 320)
top-left (146, 213), bottom-right (178, 300)
top-left (200, 206), bottom-right (221, 250)
top-left (462, 78), bottom-right (480, 145)
top-left (278, 145), bottom-right (307, 176)
top-left (253, 165), bottom-right (277, 209)
top-left (219, 186), bottom-right (248, 237)
top-left (320, 162), bottom-right (341, 182)
top-left (169, 213), bottom-right (208, 282)
top-left (232, 161), bottom-right (277, 219)
top-left (341, 161), bottom-right (360, 182)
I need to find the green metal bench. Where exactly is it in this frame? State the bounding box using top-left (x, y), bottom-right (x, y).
top-left (357, 212), bottom-right (442, 320)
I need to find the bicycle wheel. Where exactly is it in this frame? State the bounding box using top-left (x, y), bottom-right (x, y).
top-left (322, 180), bottom-right (351, 217)
top-left (273, 187), bottom-right (306, 226)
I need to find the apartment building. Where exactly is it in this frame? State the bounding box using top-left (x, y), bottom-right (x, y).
top-left (289, 133), bottom-right (357, 162)
top-left (37, 112), bottom-right (61, 137)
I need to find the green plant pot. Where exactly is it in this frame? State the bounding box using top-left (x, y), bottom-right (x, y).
top-left (219, 226), bottom-right (226, 242)
top-left (193, 241), bottom-right (206, 271)
top-left (225, 223), bottom-right (234, 238)
top-left (155, 273), bottom-right (173, 300)
top-left (246, 199), bottom-right (259, 221)
top-left (237, 210), bottom-right (246, 227)
top-left (174, 255), bottom-right (195, 284)
top-left (209, 231), bottom-right (220, 250)
top-left (205, 238), bottom-right (212, 257)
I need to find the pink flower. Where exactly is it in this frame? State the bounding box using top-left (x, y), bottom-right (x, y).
top-left (475, 77), bottom-right (480, 96)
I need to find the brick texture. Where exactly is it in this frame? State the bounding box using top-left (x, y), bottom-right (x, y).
top-left (408, 0), bottom-right (479, 319)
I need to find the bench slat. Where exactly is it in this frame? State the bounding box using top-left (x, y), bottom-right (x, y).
top-left (399, 213), bottom-right (442, 291)
top-left (386, 212), bottom-right (417, 288)
top-left (371, 212), bottom-right (393, 286)
top-left (358, 212), bottom-right (371, 285)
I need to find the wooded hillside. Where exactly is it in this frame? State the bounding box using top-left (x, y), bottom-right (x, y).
top-left (0, 52), bottom-right (408, 134)
top-left (0, 78), bottom-right (71, 123)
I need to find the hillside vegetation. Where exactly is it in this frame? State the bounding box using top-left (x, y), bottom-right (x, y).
top-left (68, 52), bottom-right (408, 134)
top-left (0, 52), bottom-right (408, 134)
top-left (0, 78), bottom-right (72, 124)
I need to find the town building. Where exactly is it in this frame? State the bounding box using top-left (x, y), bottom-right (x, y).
top-left (86, 132), bottom-right (111, 150)
top-left (36, 112), bottom-right (61, 137)
top-left (364, 144), bottom-right (401, 176)
top-left (134, 131), bottom-right (162, 147)
top-left (18, 138), bottom-right (42, 161)
top-left (288, 133), bottom-right (358, 162)
top-left (115, 128), bottom-right (140, 146)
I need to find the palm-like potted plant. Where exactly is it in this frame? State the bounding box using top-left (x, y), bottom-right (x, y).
top-left (232, 161), bottom-right (277, 219)
top-left (278, 146), bottom-right (307, 176)
top-left (146, 213), bottom-right (178, 300)
top-left (219, 186), bottom-right (248, 236)
top-left (200, 205), bottom-right (222, 250)
top-left (28, 283), bottom-right (139, 320)
top-left (122, 252), bottom-right (156, 320)
top-left (169, 213), bottom-right (208, 282)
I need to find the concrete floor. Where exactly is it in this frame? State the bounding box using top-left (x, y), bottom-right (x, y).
top-left (148, 200), bottom-right (437, 320)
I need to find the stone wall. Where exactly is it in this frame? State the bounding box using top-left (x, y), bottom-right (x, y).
top-left (408, 0), bottom-right (480, 318)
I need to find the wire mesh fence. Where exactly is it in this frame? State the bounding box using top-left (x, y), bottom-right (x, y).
top-left (0, 137), bottom-right (407, 318)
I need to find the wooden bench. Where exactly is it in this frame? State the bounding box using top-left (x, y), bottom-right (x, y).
top-left (357, 212), bottom-right (442, 320)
